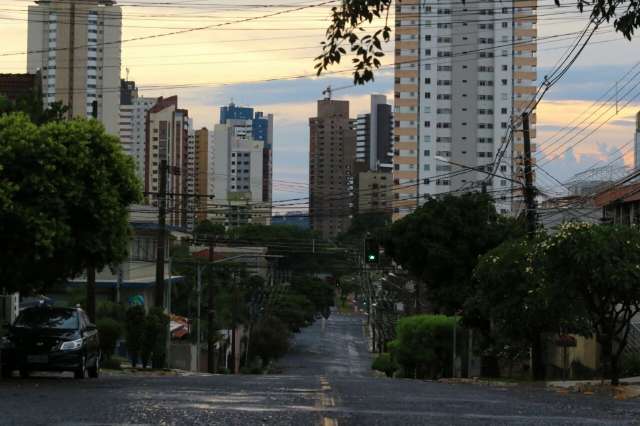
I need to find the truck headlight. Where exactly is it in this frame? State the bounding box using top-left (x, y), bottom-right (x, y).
top-left (59, 338), bottom-right (82, 351)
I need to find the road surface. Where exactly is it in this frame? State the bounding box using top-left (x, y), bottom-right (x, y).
top-left (1, 312), bottom-right (639, 425)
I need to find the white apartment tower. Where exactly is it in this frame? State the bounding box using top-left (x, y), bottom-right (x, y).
top-left (27, 0), bottom-right (121, 136)
top-left (119, 79), bottom-right (156, 182)
top-left (211, 121), bottom-right (269, 227)
top-left (393, 0), bottom-right (537, 219)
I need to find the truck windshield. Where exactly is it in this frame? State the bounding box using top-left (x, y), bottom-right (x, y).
top-left (14, 308), bottom-right (79, 330)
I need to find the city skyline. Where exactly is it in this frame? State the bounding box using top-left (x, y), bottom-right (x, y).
top-left (2, 0), bottom-right (640, 206)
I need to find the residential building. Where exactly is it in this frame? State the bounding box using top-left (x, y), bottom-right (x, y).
top-left (309, 99), bottom-right (356, 239)
top-left (118, 79), bottom-right (156, 182)
top-left (145, 96), bottom-right (195, 229)
top-left (0, 72), bottom-right (40, 102)
top-left (354, 94), bottom-right (394, 217)
top-left (635, 111), bottom-right (640, 169)
top-left (210, 122), bottom-right (269, 227)
top-left (194, 127), bottom-right (214, 224)
top-left (219, 102), bottom-right (274, 207)
top-left (356, 94), bottom-right (394, 171)
top-left (27, 0), bottom-right (121, 135)
top-left (393, 0), bottom-right (537, 219)
top-left (357, 171), bottom-right (394, 217)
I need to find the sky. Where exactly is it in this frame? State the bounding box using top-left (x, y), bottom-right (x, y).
top-left (1, 0), bottom-right (640, 206)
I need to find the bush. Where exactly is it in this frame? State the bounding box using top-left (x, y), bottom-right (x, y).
top-left (571, 360), bottom-right (596, 380)
top-left (391, 314), bottom-right (458, 379)
top-left (140, 307), bottom-right (169, 369)
top-left (621, 353), bottom-right (640, 377)
top-left (97, 301), bottom-right (126, 323)
top-left (250, 316), bottom-right (290, 367)
top-left (124, 305), bottom-right (146, 367)
top-left (372, 353), bottom-right (397, 377)
top-left (102, 356), bottom-right (126, 370)
top-left (96, 318), bottom-right (121, 360)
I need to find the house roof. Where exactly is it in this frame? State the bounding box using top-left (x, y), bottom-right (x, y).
top-left (594, 182), bottom-right (640, 207)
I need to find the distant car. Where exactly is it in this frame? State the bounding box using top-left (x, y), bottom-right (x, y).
top-left (1, 306), bottom-right (100, 379)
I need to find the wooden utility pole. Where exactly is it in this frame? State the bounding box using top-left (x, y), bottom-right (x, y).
top-left (522, 112), bottom-right (536, 237)
top-left (207, 239), bottom-right (216, 373)
top-left (155, 160), bottom-right (167, 308)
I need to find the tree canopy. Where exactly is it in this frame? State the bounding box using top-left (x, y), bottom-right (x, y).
top-left (384, 192), bottom-right (523, 313)
top-left (0, 113), bottom-right (141, 293)
top-left (317, 0), bottom-right (640, 84)
top-left (542, 223), bottom-right (640, 385)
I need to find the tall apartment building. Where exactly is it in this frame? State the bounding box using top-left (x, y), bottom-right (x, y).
top-left (356, 94), bottom-right (394, 172)
top-left (210, 121), bottom-right (268, 227)
top-left (27, 0), bottom-right (121, 135)
top-left (355, 95), bottom-right (394, 218)
top-left (119, 79), bottom-right (156, 182)
top-left (145, 96), bottom-right (195, 229)
top-left (194, 127), bottom-right (215, 223)
top-left (393, 0), bottom-right (537, 219)
top-left (309, 99), bottom-right (356, 239)
top-left (219, 102), bottom-right (274, 208)
top-left (0, 72), bottom-right (41, 102)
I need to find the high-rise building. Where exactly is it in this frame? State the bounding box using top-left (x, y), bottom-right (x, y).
top-left (635, 111), bottom-right (640, 170)
top-left (0, 72), bottom-right (40, 102)
top-left (145, 96), bottom-right (194, 229)
top-left (219, 102), bottom-right (274, 208)
top-left (356, 94), bottom-right (394, 172)
top-left (393, 0), bottom-right (537, 219)
top-left (27, 0), bottom-right (121, 135)
top-left (118, 79), bottom-right (156, 182)
top-left (210, 121), bottom-right (269, 227)
top-left (194, 127), bottom-right (213, 224)
top-left (355, 95), bottom-right (394, 218)
top-left (309, 99), bottom-right (356, 239)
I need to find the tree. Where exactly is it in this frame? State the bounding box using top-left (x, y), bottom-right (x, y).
top-left (0, 114), bottom-right (141, 320)
top-left (0, 93), bottom-right (68, 125)
top-left (471, 237), bottom-right (589, 379)
top-left (249, 316), bottom-right (290, 367)
top-left (384, 192), bottom-right (523, 314)
top-left (317, 1), bottom-right (640, 84)
top-left (542, 223), bottom-right (640, 385)
top-left (193, 220), bottom-right (225, 238)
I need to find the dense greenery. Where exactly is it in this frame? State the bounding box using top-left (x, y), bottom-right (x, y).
top-left (96, 318), bottom-right (122, 361)
top-left (388, 315), bottom-right (460, 379)
top-left (0, 113), bottom-right (141, 295)
top-left (371, 353), bottom-right (397, 377)
top-left (541, 223), bottom-right (640, 385)
top-left (317, 1), bottom-right (640, 84)
top-left (384, 193), bottom-right (523, 314)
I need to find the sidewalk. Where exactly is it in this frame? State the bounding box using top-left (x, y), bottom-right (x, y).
top-left (547, 376), bottom-right (640, 400)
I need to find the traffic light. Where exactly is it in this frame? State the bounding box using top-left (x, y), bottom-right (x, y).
top-left (365, 238), bottom-right (379, 264)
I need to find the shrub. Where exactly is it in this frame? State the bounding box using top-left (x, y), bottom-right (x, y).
top-left (96, 318), bottom-right (121, 360)
top-left (97, 301), bottom-right (126, 323)
top-left (391, 314), bottom-right (458, 379)
top-left (621, 353), bottom-right (640, 377)
top-left (140, 307), bottom-right (169, 369)
top-left (124, 305), bottom-right (146, 367)
top-left (372, 353), bottom-right (397, 377)
top-left (250, 316), bottom-right (290, 367)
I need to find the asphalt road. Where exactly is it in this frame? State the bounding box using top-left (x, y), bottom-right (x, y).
top-left (1, 312), bottom-right (640, 425)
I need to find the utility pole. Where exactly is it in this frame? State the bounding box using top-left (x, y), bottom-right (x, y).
top-left (522, 112), bottom-right (536, 237)
top-left (207, 239), bottom-right (216, 374)
top-left (155, 160), bottom-right (167, 308)
top-left (196, 263), bottom-right (202, 372)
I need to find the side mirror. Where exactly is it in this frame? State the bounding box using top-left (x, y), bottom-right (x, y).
top-left (85, 323), bottom-right (97, 332)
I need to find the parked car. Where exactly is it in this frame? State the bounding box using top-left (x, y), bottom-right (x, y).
top-left (1, 305), bottom-right (100, 379)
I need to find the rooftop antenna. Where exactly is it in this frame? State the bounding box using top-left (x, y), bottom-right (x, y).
top-left (125, 67), bottom-right (130, 81)
top-left (322, 86), bottom-right (332, 100)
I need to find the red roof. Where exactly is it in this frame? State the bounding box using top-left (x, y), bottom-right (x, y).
top-left (594, 182), bottom-right (640, 207)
